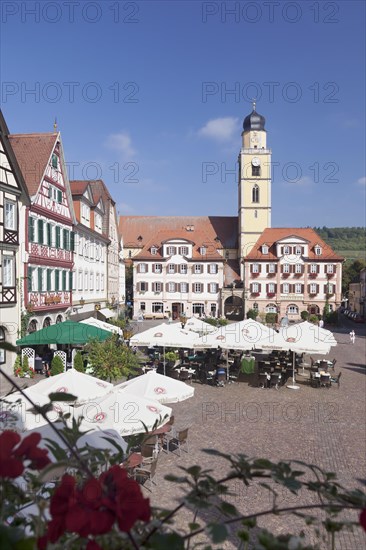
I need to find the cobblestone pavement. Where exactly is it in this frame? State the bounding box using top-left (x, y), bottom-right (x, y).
top-left (1, 317), bottom-right (365, 549)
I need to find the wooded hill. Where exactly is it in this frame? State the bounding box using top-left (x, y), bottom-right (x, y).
top-left (312, 227), bottom-right (365, 260)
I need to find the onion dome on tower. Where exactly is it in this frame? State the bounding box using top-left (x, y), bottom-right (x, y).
top-left (243, 101), bottom-right (266, 132)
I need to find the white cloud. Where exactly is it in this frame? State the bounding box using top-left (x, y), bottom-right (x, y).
top-left (105, 132), bottom-right (136, 159)
top-left (356, 176), bottom-right (366, 185)
top-left (198, 117), bottom-right (239, 142)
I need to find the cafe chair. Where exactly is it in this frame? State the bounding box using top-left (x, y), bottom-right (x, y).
top-left (310, 372), bottom-right (320, 388)
top-left (167, 428), bottom-right (189, 456)
top-left (134, 458), bottom-right (158, 491)
top-left (258, 372), bottom-right (269, 389)
top-left (320, 374), bottom-right (331, 388)
top-left (330, 359), bottom-right (337, 372)
top-left (228, 366), bottom-right (240, 384)
top-left (270, 372), bottom-right (281, 390)
top-left (179, 369), bottom-right (193, 384)
top-left (331, 371), bottom-right (342, 388)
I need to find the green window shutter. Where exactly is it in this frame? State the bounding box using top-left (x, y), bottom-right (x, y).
top-left (69, 271), bottom-right (73, 290)
top-left (57, 189), bottom-right (62, 204)
top-left (38, 268), bottom-right (43, 292)
top-left (62, 271), bottom-right (67, 291)
top-left (28, 217), bottom-right (35, 242)
top-left (47, 223), bottom-right (52, 246)
top-left (38, 219), bottom-right (44, 244)
top-left (70, 231), bottom-right (75, 252)
top-left (52, 154), bottom-right (58, 169)
top-left (56, 227), bottom-right (61, 248)
top-left (63, 229), bottom-right (69, 250)
top-left (55, 270), bottom-right (60, 291)
top-left (47, 269), bottom-right (52, 291)
top-left (28, 267), bottom-right (33, 291)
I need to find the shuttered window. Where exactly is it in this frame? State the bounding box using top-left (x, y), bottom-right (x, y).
top-left (55, 226), bottom-right (61, 248)
top-left (28, 217), bottom-right (35, 242)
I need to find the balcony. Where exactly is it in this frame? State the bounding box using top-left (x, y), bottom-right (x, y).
top-left (28, 291), bottom-right (71, 310)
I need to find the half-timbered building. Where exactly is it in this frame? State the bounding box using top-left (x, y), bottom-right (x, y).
top-left (0, 111), bottom-right (30, 373)
top-left (9, 130), bottom-right (75, 332)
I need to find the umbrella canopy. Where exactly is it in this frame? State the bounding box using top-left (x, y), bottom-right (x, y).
top-left (265, 322), bottom-right (333, 355)
top-left (183, 317), bottom-right (217, 334)
top-left (0, 388), bottom-right (68, 432)
top-left (72, 390), bottom-right (172, 436)
top-left (115, 370), bottom-right (195, 404)
top-left (297, 321), bottom-right (337, 347)
top-left (27, 422), bottom-right (128, 461)
top-left (81, 317), bottom-right (122, 336)
top-left (16, 320), bottom-right (112, 346)
top-left (30, 370), bottom-right (113, 405)
top-left (130, 322), bottom-right (201, 348)
top-left (196, 319), bottom-right (277, 351)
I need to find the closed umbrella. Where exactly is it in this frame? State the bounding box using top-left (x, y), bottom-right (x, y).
top-left (115, 369), bottom-right (194, 404)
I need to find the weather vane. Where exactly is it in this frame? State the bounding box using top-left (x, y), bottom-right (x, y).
top-left (53, 117), bottom-right (58, 130)
top-left (252, 98), bottom-right (256, 111)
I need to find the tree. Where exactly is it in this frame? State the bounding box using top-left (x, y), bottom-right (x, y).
top-left (50, 355), bottom-right (64, 376)
top-left (265, 312), bottom-right (277, 325)
top-left (85, 334), bottom-right (139, 382)
top-left (342, 259), bottom-right (366, 294)
top-left (73, 351), bottom-right (84, 373)
top-left (246, 308), bottom-right (258, 320)
top-left (301, 310), bottom-right (309, 320)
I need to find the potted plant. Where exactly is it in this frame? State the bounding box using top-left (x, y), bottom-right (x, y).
top-left (164, 351), bottom-right (178, 367)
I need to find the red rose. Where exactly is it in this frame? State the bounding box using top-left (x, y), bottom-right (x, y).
top-left (86, 541), bottom-right (103, 550)
top-left (0, 431), bottom-right (24, 478)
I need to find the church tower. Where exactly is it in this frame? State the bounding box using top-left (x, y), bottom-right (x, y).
top-left (238, 102), bottom-right (271, 271)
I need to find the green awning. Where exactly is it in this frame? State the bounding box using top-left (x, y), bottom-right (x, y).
top-left (16, 320), bottom-right (112, 346)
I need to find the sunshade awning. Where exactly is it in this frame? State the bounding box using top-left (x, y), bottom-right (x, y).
top-left (98, 308), bottom-right (114, 319)
top-left (16, 320), bottom-right (112, 346)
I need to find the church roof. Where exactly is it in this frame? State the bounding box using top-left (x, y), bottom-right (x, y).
top-left (9, 132), bottom-right (58, 196)
top-left (243, 105), bottom-right (266, 132)
top-left (119, 216), bottom-right (238, 251)
top-left (245, 228), bottom-right (344, 261)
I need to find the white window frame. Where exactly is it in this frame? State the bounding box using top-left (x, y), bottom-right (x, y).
top-left (315, 246), bottom-right (322, 256)
top-left (294, 283), bottom-right (302, 294)
top-left (180, 282), bottom-right (188, 293)
top-left (96, 273), bottom-right (100, 291)
top-left (266, 304), bottom-right (277, 313)
top-left (194, 264), bottom-right (202, 274)
top-left (151, 247), bottom-right (158, 255)
top-left (252, 263), bottom-right (259, 273)
top-left (4, 200), bottom-right (16, 230)
top-left (200, 246), bottom-right (207, 256)
top-left (283, 283), bottom-right (290, 294)
top-left (84, 271), bottom-right (88, 290)
top-left (283, 246), bottom-right (290, 255)
top-left (283, 263), bottom-right (290, 273)
top-left (194, 282), bottom-right (203, 293)
top-left (326, 264), bottom-right (334, 274)
top-left (167, 264), bottom-right (176, 274)
top-left (78, 270), bottom-right (83, 291)
top-left (295, 246), bottom-right (302, 255)
top-left (140, 281), bottom-right (148, 292)
top-left (268, 263), bottom-right (276, 273)
top-left (192, 303), bottom-right (204, 315)
top-left (252, 282), bottom-right (259, 293)
top-left (310, 264), bottom-right (317, 274)
top-left (180, 264), bottom-right (188, 274)
top-left (167, 246), bottom-right (176, 256)
top-left (152, 282), bottom-right (162, 292)
top-left (209, 264), bottom-right (218, 274)
top-left (209, 282), bottom-right (218, 293)
top-left (295, 264), bottom-right (302, 273)
top-left (310, 283), bottom-right (317, 294)
top-left (139, 263), bottom-right (147, 273)
top-left (101, 274), bottom-right (104, 291)
top-left (268, 283), bottom-right (275, 293)
top-left (262, 245), bottom-right (269, 255)
top-left (95, 213), bottom-right (102, 233)
top-left (167, 282), bottom-right (176, 293)
top-left (152, 302), bottom-right (163, 313)
top-left (2, 256), bottom-right (14, 287)
top-left (287, 305), bottom-right (299, 314)
top-left (179, 246), bottom-right (188, 256)
top-left (154, 264), bottom-right (162, 274)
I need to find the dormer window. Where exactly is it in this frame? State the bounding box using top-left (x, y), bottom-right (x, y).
top-left (51, 154), bottom-right (58, 169)
top-left (262, 245), bottom-right (269, 255)
top-left (151, 246), bottom-right (158, 255)
top-left (200, 246), bottom-right (207, 256)
top-left (179, 246), bottom-right (188, 256)
top-left (167, 246), bottom-right (176, 256)
top-left (283, 246), bottom-right (290, 255)
top-left (295, 246), bottom-right (302, 255)
top-left (315, 245), bottom-right (322, 256)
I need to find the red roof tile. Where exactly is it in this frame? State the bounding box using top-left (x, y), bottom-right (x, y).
top-left (9, 133), bottom-right (58, 196)
top-left (245, 228), bottom-right (343, 261)
top-left (70, 180), bottom-right (90, 196)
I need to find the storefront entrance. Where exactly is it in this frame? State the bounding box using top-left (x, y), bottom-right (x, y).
top-left (172, 303), bottom-right (184, 320)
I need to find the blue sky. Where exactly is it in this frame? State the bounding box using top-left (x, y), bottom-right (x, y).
top-left (1, 0), bottom-right (365, 227)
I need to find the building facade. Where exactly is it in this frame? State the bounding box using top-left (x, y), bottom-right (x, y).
top-left (9, 131), bottom-right (75, 332)
top-left (0, 111), bottom-right (29, 373)
top-left (119, 105), bottom-right (343, 322)
top-left (243, 228), bottom-right (343, 321)
top-left (70, 181), bottom-right (109, 319)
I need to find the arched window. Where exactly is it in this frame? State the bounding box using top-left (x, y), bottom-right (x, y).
top-left (43, 317), bottom-right (51, 328)
top-left (0, 327), bottom-right (5, 364)
top-left (252, 185), bottom-right (259, 203)
top-left (56, 315), bottom-right (63, 324)
top-left (266, 303), bottom-right (277, 313)
top-left (28, 319), bottom-right (38, 333)
top-left (287, 304), bottom-right (299, 315)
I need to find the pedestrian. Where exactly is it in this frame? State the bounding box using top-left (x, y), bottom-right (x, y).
top-left (349, 330), bottom-right (355, 344)
top-left (319, 318), bottom-right (324, 329)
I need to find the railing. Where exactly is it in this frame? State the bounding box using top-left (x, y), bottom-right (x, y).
top-left (28, 292), bottom-right (71, 309)
top-left (29, 243), bottom-right (72, 262)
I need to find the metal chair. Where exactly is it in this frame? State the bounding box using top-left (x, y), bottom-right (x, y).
top-left (331, 371), bottom-right (342, 388)
top-left (166, 428), bottom-right (189, 456)
top-left (134, 458), bottom-right (158, 491)
top-left (320, 374), bottom-right (331, 388)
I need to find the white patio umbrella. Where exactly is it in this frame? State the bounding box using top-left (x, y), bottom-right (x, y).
top-left (31, 369), bottom-right (114, 404)
top-left (182, 317), bottom-right (217, 334)
top-left (81, 317), bottom-right (122, 336)
top-left (260, 323), bottom-right (331, 390)
top-left (130, 323), bottom-right (202, 374)
top-left (27, 422), bottom-right (128, 461)
top-left (115, 369), bottom-right (195, 404)
top-left (196, 319), bottom-right (277, 351)
top-left (0, 388), bottom-right (68, 432)
top-left (297, 321), bottom-right (337, 347)
top-left (71, 390), bottom-right (172, 436)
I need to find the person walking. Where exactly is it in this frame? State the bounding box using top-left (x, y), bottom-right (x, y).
top-left (349, 330), bottom-right (355, 344)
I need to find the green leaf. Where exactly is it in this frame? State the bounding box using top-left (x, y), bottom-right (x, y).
top-left (0, 342), bottom-right (17, 352)
top-left (207, 523), bottom-right (228, 543)
top-left (148, 532), bottom-right (185, 549)
top-left (219, 501), bottom-right (238, 516)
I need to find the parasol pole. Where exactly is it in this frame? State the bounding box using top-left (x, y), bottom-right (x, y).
top-left (287, 349), bottom-right (300, 390)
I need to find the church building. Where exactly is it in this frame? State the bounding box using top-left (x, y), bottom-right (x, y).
top-left (119, 105), bottom-right (343, 322)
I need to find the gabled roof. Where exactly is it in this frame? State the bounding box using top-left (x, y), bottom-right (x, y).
top-left (9, 132), bottom-right (58, 196)
top-left (70, 180), bottom-right (89, 196)
top-left (0, 110), bottom-right (30, 203)
top-left (119, 216), bottom-right (238, 250)
top-left (245, 228), bottom-right (343, 261)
